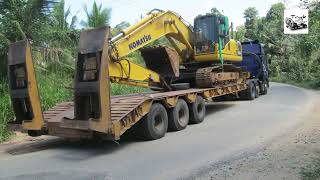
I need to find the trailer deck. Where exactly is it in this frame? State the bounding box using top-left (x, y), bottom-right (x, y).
top-left (34, 83), bottom-right (247, 140)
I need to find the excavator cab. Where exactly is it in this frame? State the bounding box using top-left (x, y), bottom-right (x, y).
top-left (194, 14), bottom-right (229, 55)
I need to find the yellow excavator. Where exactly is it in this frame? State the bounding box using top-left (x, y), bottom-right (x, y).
top-left (8, 9), bottom-right (248, 137)
top-left (84, 9), bottom-right (244, 90)
top-left (72, 9), bottom-right (246, 121)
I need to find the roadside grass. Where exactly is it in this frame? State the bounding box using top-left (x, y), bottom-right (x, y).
top-left (0, 72), bottom-right (74, 142)
top-left (111, 83), bottom-right (147, 95)
top-left (300, 158), bottom-right (320, 180)
top-left (37, 71), bottom-right (73, 111)
top-left (0, 79), bottom-right (14, 142)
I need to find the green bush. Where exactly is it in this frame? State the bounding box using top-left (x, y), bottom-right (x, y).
top-left (0, 71), bottom-right (74, 142)
top-left (0, 79), bottom-right (14, 142)
top-left (111, 83), bottom-right (147, 95)
top-left (37, 71), bottom-right (73, 111)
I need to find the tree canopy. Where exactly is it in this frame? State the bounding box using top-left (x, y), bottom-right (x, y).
top-left (237, 2), bottom-right (320, 87)
top-left (81, 1), bottom-right (111, 28)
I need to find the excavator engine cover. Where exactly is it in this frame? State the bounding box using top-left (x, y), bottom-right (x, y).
top-left (140, 46), bottom-right (181, 80)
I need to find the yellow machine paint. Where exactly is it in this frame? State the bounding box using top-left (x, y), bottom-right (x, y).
top-left (195, 40), bottom-right (242, 62)
top-left (108, 60), bottom-right (161, 88)
top-left (107, 10), bottom-right (243, 88)
top-left (110, 11), bottom-right (194, 59)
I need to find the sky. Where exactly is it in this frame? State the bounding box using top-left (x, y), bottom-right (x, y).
top-left (64, 0), bottom-right (287, 28)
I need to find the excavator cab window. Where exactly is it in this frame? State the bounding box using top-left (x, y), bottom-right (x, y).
top-left (194, 15), bottom-right (218, 54)
top-left (194, 15), bottom-right (230, 55)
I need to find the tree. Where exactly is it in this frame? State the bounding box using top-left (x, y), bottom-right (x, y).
top-left (235, 25), bottom-right (246, 42)
top-left (262, 3), bottom-right (287, 57)
top-left (111, 21), bottom-right (130, 36)
top-left (0, 0), bottom-right (58, 78)
top-left (38, 0), bottom-right (80, 72)
top-left (50, 0), bottom-right (77, 31)
top-left (243, 7), bottom-right (258, 39)
top-left (196, 7), bottom-right (222, 18)
top-left (47, 0), bottom-right (79, 48)
top-left (210, 7), bottom-right (222, 15)
top-left (81, 1), bottom-right (111, 28)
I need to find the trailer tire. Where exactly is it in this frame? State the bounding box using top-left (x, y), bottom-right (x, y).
top-left (171, 83), bottom-right (190, 90)
top-left (168, 99), bottom-right (189, 131)
top-left (245, 82), bottom-right (256, 100)
top-left (141, 103), bottom-right (168, 140)
top-left (189, 95), bottom-right (206, 124)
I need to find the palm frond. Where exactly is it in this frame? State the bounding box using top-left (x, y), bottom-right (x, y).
top-left (82, 1), bottom-right (111, 28)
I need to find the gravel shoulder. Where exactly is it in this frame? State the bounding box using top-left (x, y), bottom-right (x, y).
top-left (190, 90), bottom-right (320, 180)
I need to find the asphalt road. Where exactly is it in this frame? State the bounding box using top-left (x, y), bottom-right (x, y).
top-left (0, 83), bottom-right (314, 180)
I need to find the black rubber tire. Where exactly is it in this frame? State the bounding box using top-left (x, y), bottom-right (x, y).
top-left (260, 81), bottom-right (268, 95)
top-left (141, 103), bottom-right (168, 140)
top-left (238, 90), bottom-right (246, 100)
top-left (255, 83), bottom-right (259, 98)
top-left (171, 83), bottom-right (190, 91)
top-left (189, 95), bottom-right (206, 124)
top-left (168, 99), bottom-right (189, 131)
top-left (245, 82), bottom-right (256, 100)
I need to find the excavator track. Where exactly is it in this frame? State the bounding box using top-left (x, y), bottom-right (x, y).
top-left (195, 65), bottom-right (245, 88)
top-left (195, 67), bottom-right (217, 88)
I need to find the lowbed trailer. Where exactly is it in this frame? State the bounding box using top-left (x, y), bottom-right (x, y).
top-left (8, 40), bottom-right (247, 141)
top-left (8, 29), bottom-right (249, 141)
top-left (32, 84), bottom-right (246, 140)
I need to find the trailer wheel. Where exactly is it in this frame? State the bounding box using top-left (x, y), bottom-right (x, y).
top-left (168, 99), bottom-right (189, 131)
top-left (189, 95), bottom-right (206, 124)
top-left (141, 103), bottom-right (168, 140)
top-left (245, 82), bottom-right (256, 100)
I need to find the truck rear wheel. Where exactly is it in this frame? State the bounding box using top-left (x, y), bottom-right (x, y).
top-left (244, 81), bottom-right (256, 100)
top-left (189, 95), bottom-right (206, 124)
top-left (168, 99), bottom-right (189, 131)
top-left (255, 83), bottom-right (260, 98)
top-left (260, 81), bottom-right (268, 95)
top-left (141, 103), bottom-right (168, 140)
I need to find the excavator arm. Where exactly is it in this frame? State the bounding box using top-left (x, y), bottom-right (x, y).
top-left (105, 9), bottom-right (195, 89)
top-left (110, 9), bottom-right (193, 59)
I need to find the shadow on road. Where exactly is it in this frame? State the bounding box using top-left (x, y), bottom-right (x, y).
top-left (3, 138), bottom-right (132, 159)
top-left (205, 102), bottom-right (235, 116)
